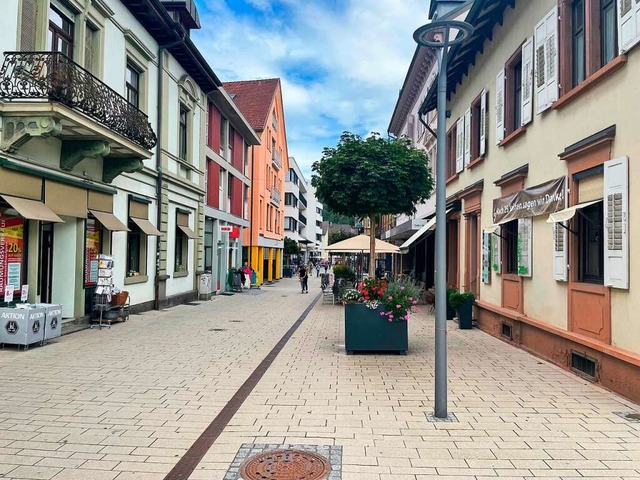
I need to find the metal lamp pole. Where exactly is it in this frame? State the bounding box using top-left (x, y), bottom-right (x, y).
top-left (414, 17), bottom-right (473, 419)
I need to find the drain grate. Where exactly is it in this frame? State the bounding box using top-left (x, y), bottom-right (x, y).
top-left (183, 302), bottom-right (201, 306)
top-left (229, 320), bottom-right (244, 323)
top-left (208, 328), bottom-right (227, 332)
top-left (614, 412), bottom-right (640, 422)
top-left (239, 449), bottom-right (331, 480)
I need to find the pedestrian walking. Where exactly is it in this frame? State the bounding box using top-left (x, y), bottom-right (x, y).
top-left (324, 264), bottom-right (328, 274)
top-left (242, 262), bottom-right (252, 289)
top-left (315, 264), bottom-right (320, 277)
top-left (298, 264), bottom-right (309, 293)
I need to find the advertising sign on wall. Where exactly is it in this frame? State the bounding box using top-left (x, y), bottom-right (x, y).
top-left (84, 219), bottom-right (101, 286)
top-left (0, 217), bottom-right (24, 296)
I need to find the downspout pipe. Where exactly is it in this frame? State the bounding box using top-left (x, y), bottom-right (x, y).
top-left (154, 27), bottom-right (188, 310)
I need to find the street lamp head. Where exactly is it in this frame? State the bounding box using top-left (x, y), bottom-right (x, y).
top-left (429, 0), bottom-right (468, 20)
top-left (413, 20), bottom-right (474, 48)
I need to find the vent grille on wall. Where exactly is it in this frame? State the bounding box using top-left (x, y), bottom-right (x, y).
top-left (571, 351), bottom-right (597, 380)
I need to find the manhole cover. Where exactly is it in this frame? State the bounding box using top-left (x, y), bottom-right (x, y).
top-left (239, 449), bottom-right (331, 480)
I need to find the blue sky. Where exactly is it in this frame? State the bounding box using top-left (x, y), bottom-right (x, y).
top-left (191, 0), bottom-right (429, 179)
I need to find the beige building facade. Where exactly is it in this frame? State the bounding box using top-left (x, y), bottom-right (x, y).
top-left (421, 0), bottom-right (640, 402)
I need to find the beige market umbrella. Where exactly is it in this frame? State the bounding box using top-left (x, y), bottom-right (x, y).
top-left (324, 234), bottom-right (400, 253)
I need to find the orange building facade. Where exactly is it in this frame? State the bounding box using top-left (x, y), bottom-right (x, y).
top-left (224, 79), bottom-right (289, 284)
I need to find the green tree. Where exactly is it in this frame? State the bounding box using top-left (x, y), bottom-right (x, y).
top-left (328, 229), bottom-right (356, 245)
top-left (323, 209), bottom-right (354, 226)
top-left (284, 236), bottom-right (301, 256)
top-left (312, 132), bottom-right (433, 276)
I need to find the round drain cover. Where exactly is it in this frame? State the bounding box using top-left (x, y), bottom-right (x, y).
top-left (239, 449), bottom-right (331, 480)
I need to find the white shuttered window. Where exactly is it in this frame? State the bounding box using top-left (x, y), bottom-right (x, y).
top-left (456, 117), bottom-right (464, 173)
top-left (464, 108), bottom-right (471, 166)
top-left (535, 7), bottom-right (559, 114)
top-left (603, 156), bottom-right (629, 289)
top-left (521, 37), bottom-right (534, 126)
top-left (480, 89), bottom-right (487, 155)
top-left (618, 0), bottom-right (640, 53)
top-left (495, 69), bottom-right (505, 144)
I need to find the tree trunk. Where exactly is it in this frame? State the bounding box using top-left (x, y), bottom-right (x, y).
top-left (369, 215), bottom-right (376, 277)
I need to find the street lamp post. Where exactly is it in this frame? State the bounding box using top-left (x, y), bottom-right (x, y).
top-left (414, 3), bottom-right (473, 419)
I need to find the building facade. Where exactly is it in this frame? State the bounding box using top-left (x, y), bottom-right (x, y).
top-left (284, 157), bottom-right (324, 262)
top-left (421, 0), bottom-right (640, 402)
top-left (204, 93), bottom-right (260, 293)
top-left (0, 0), bottom-right (225, 327)
top-left (224, 78), bottom-right (289, 285)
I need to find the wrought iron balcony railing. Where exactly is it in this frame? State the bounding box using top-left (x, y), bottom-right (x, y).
top-left (0, 52), bottom-right (157, 150)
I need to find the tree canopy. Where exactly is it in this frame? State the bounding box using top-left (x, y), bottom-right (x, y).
top-left (284, 237), bottom-right (301, 256)
top-left (311, 132), bottom-right (433, 218)
top-left (311, 132), bottom-right (433, 276)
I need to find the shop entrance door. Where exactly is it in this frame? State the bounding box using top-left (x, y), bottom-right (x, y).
top-left (39, 222), bottom-right (54, 303)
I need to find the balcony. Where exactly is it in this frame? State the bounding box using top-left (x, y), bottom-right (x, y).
top-left (0, 52), bottom-right (157, 181)
top-left (272, 149), bottom-right (282, 170)
top-left (299, 212), bottom-right (307, 225)
top-left (270, 186), bottom-right (281, 207)
top-left (299, 194), bottom-right (307, 209)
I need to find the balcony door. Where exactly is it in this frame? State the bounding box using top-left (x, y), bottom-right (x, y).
top-left (48, 6), bottom-right (74, 58)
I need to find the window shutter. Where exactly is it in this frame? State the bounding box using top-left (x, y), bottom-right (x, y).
top-left (492, 233), bottom-right (501, 274)
top-left (517, 217), bottom-right (532, 277)
top-left (456, 117), bottom-right (464, 173)
top-left (553, 222), bottom-right (568, 281)
top-left (480, 89), bottom-right (487, 156)
top-left (618, 0), bottom-right (638, 53)
top-left (521, 37), bottom-right (534, 126)
top-left (464, 108), bottom-right (471, 166)
top-left (20, 0), bottom-right (37, 51)
top-left (495, 69), bottom-right (505, 144)
top-left (545, 7), bottom-right (559, 106)
top-left (482, 232), bottom-right (491, 284)
top-left (535, 15), bottom-right (548, 113)
top-left (604, 156), bottom-right (629, 289)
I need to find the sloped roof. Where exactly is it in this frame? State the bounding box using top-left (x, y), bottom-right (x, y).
top-left (223, 78), bottom-right (280, 132)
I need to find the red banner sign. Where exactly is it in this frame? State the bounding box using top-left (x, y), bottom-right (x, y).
top-left (84, 219), bottom-right (101, 286)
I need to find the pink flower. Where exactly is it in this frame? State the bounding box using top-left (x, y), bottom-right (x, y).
top-left (396, 304), bottom-right (401, 309)
top-left (388, 296), bottom-right (393, 300)
top-left (401, 286), bottom-right (405, 290)
top-left (409, 297), bottom-right (413, 301)
top-left (388, 318), bottom-right (393, 322)
top-left (379, 311), bottom-right (385, 316)
top-left (412, 300), bottom-right (418, 305)
top-left (389, 315), bottom-right (394, 319)
top-left (404, 315), bottom-right (409, 320)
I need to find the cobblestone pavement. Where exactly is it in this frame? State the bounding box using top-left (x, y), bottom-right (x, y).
top-left (1, 278), bottom-right (640, 480)
top-left (0, 278), bottom-right (318, 480)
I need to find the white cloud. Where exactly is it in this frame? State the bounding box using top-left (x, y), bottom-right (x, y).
top-left (193, 0), bottom-right (429, 174)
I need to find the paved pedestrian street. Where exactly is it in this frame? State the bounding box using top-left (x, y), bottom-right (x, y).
top-left (0, 278), bottom-right (639, 480)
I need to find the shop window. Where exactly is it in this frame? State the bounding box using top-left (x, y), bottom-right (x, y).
top-left (48, 5), bottom-right (74, 58)
top-left (505, 49), bottom-right (523, 136)
top-left (126, 220), bottom-right (146, 277)
top-left (84, 217), bottom-right (103, 286)
top-left (560, 0), bottom-right (619, 93)
top-left (0, 210), bottom-right (26, 301)
top-left (577, 202), bottom-right (604, 283)
top-left (175, 225), bottom-right (188, 273)
top-left (502, 219), bottom-right (519, 275)
top-left (179, 104), bottom-right (188, 161)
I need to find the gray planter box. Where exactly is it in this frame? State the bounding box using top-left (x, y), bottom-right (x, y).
top-left (344, 303), bottom-right (408, 354)
top-left (0, 307), bottom-right (46, 348)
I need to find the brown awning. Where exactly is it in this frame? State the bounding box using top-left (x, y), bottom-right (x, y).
top-left (90, 210), bottom-right (129, 232)
top-left (45, 180), bottom-right (88, 218)
top-left (178, 224), bottom-right (198, 239)
top-left (130, 216), bottom-right (162, 236)
top-left (1, 195), bottom-right (63, 222)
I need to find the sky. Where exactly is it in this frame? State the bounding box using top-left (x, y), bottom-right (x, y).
top-left (191, 0), bottom-right (430, 179)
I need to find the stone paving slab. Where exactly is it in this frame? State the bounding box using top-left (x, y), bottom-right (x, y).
top-left (1, 277), bottom-right (640, 480)
top-left (0, 279), bottom-right (320, 480)
top-left (193, 295), bottom-right (640, 480)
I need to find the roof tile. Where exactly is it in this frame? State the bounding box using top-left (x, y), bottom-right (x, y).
top-left (223, 78), bottom-right (280, 132)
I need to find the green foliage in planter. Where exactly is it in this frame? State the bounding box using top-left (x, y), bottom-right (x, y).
top-left (333, 263), bottom-right (356, 281)
top-left (448, 291), bottom-right (476, 310)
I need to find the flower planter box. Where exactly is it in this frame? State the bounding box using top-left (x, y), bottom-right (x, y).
top-left (344, 303), bottom-right (408, 354)
top-left (456, 300), bottom-right (473, 329)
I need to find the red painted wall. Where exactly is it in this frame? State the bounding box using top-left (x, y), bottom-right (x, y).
top-left (233, 130), bottom-right (244, 172)
top-left (231, 176), bottom-right (243, 217)
top-left (208, 103), bottom-right (221, 152)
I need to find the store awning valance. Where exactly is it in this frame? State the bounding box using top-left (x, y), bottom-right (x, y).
top-left (483, 223), bottom-right (505, 234)
top-left (546, 200), bottom-right (602, 224)
top-left (399, 216), bottom-right (436, 253)
top-left (399, 208), bottom-right (453, 253)
top-left (1, 195), bottom-right (63, 222)
top-left (178, 224), bottom-right (198, 239)
top-left (130, 217), bottom-right (162, 236)
top-left (90, 210), bottom-right (129, 231)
